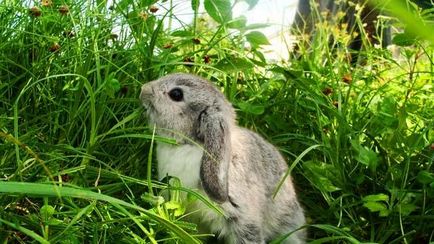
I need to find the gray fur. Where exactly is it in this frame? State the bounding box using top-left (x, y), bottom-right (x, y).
top-left (140, 73), bottom-right (306, 243)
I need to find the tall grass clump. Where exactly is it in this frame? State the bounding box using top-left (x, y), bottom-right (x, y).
top-left (283, 0), bottom-right (434, 242)
top-left (0, 0), bottom-right (433, 243)
top-left (0, 0), bottom-right (205, 242)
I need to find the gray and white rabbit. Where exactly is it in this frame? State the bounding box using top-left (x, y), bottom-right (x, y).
top-left (140, 73), bottom-right (306, 244)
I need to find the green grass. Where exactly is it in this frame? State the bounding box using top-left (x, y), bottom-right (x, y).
top-left (1, 0), bottom-right (433, 243)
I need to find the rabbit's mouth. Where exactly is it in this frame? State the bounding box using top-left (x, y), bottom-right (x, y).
top-left (142, 101), bottom-right (157, 119)
top-left (141, 101), bottom-right (161, 127)
top-left (141, 100), bottom-right (153, 112)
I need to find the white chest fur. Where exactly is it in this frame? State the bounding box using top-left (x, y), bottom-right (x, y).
top-left (156, 143), bottom-right (203, 188)
top-left (157, 143), bottom-right (228, 237)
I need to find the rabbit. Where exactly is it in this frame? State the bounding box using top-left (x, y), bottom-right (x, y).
top-left (140, 73), bottom-right (306, 244)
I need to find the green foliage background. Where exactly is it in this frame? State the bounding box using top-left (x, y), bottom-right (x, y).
top-left (0, 0), bottom-right (433, 243)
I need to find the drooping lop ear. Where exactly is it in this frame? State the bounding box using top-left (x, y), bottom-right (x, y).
top-left (198, 105), bottom-right (231, 203)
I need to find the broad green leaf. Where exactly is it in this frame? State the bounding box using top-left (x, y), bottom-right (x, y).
top-left (399, 203), bottom-right (417, 216)
top-left (379, 96), bottom-right (397, 114)
top-left (165, 200), bottom-right (182, 210)
top-left (245, 31), bottom-right (270, 47)
top-left (379, 209), bottom-right (391, 217)
top-left (362, 194), bottom-right (389, 202)
top-left (356, 148), bottom-right (378, 170)
top-left (417, 170), bottom-right (434, 184)
top-left (204, 0), bottom-right (232, 24)
top-left (377, 96), bottom-right (398, 128)
top-left (392, 33), bottom-right (416, 46)
top-left (251, 49), bottom-right (267, 65)
top-left (237, 102), bottom-right (265, 115)
top-left (351, 140), bottom-right (379, 171)
top-left (406, 133), bottom-right (425, 151)
top-left (214, 57), bottom-right (254, 72)
top-left (362, 194), bottom-right (391, 217)
top-left (363, 201), bottom-right (387, 212)
top-left (227, 16), bottom-right (247, 29)
top-left (164, 201), bottom-right (186, 217)
top-left (171, 30), bottom-right (194, 37)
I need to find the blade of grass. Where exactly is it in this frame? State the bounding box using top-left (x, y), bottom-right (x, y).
top-left (49, 202), bottom-right (96, 243)
top-left (273, 144), bottom-right (322, 199)
top-left (0, 218), bottom-right (49, 244)
top-left (147, 124), bottom-right (157, 195)
top-left (0, 181), bottom-right (200, 244)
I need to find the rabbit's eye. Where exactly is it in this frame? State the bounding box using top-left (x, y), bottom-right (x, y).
top-left (168, 88), bottom-right (183, 102)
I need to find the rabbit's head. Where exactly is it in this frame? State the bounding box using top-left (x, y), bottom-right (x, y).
top-left (140, 73), bottom-right (235, 202)
top-left (140, 73), bottom-right (235, 142)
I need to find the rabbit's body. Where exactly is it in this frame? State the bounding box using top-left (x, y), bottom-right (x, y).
top-left (141, 73), bottom-right (305, 243)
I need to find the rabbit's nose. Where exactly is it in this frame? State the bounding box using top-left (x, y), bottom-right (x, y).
top-left (140, 84), bottom-right (153, 102)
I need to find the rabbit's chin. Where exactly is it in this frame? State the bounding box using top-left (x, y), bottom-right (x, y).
top-left (145, 115), bottom-right (197, 144)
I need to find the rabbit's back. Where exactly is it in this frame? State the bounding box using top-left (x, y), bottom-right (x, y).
top-left (225, 127), bottom-right (305, 243)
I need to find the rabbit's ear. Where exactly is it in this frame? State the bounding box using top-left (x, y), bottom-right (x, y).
top-left (198, 106), bottom-right (231, 203)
